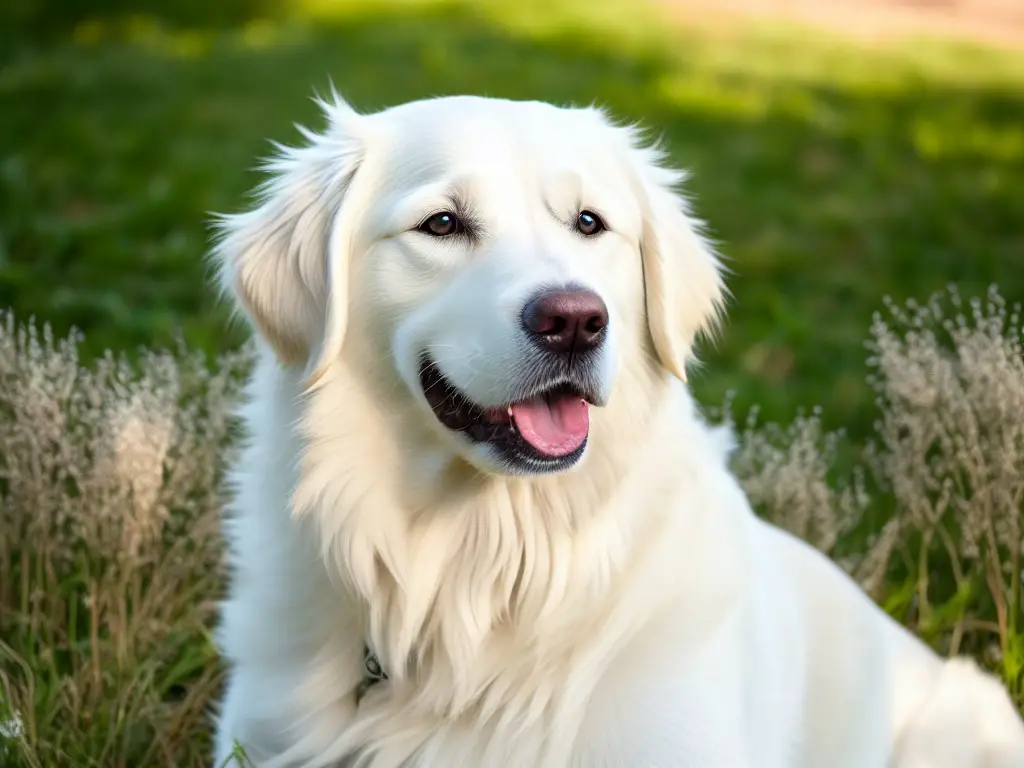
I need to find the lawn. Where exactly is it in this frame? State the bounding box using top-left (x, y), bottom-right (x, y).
top-left (3, 0), bottom-right (1022, 442)
top-left (1, 0), bottom-right (1023, 764)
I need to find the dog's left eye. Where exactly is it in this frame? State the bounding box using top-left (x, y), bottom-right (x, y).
top-left (419, 212), bottom-right (463, 237)
top-left (576, 210), bottom-right (606, 237)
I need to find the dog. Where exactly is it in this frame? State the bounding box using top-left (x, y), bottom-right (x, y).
top-left (210, 92), bottom-right (1024, 767)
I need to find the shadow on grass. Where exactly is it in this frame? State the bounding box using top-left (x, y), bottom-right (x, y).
top-left (1, 2), bottom-right (1022, 445)
top-left (1, 0), bottom-right (287, 41)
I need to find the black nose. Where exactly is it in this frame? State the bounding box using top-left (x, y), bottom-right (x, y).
top-left (521, 287), bottom-right (609, 356)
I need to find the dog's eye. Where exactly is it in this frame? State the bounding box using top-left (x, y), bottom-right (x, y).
top-left (419, 212), bottom-right (463, 237)
top-left (576, 210), bottom-right (606, 237)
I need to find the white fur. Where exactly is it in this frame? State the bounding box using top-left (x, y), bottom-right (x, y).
top-left (211, 93), bottom-right (1024, 767)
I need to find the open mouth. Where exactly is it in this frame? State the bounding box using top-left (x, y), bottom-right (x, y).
top-left (418, 358), bottom-right (593, 469)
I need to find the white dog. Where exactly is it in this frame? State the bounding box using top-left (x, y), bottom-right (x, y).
top-left (210, 92), bottom-right (1024, 768)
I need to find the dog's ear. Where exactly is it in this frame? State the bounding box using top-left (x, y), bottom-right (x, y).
top-left (631, 137), bottom-right (727, 382)
top-left (211, 91), bottom-right (367, 380)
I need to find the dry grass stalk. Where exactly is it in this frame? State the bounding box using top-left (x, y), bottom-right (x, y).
top-left (725, 285), bottom-right (1023, 699)
top-left (722, 401), bottom-right (901, 601)
top-left (728, 404), bottom-right (865, 555)
top-left (867, 285), bottom-right (1024, 684)
top-left (0, 312), bottom-right (252, 767)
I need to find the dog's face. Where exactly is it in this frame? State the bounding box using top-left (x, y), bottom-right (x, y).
top-left (214, 95), bottom-right (725, 477)
top-left (365, 99), bottom-right (652, 475)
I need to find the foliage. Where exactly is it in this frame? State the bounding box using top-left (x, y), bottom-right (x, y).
top-left (731, 286), bottom-right (1024, 707)
top-left (0, 315), bottom-right (251, 766)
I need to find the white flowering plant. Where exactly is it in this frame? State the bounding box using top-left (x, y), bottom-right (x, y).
top-left (0, 287), bottom-right (1021, 765)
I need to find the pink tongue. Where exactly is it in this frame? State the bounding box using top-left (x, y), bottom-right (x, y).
top-left (510, 394), bottom-right (589, 457)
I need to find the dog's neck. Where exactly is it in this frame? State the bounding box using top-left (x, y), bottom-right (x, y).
top-left (284, 351), bottom-right (689, 717)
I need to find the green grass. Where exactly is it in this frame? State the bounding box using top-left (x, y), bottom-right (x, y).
top-left (2, 1), bottom-right (1023, 443)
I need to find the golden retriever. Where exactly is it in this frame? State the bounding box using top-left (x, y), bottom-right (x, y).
top-left (211, 92), bottom-right (1024, 767)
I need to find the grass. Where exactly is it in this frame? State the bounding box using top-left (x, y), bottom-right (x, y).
top-left (1, 0), bottom-right (1023, 764)
top-left (1, 0), bottom-right (1022, 443)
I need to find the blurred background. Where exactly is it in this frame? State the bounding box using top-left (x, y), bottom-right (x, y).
top-left (1, 0), bottom-right (1022, 445)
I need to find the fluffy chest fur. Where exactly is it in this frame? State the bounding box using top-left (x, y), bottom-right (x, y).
top-left (216, 354), bottom-right (745, 768)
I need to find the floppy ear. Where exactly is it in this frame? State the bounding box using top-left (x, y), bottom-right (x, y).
top-left (211, 92), bottom-right (366, 378)
top-left (632, 140), bottom-right (727, 382)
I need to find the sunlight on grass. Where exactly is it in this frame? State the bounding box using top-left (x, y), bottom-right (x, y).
top-left (2, 0), bottom-right (1023, 439)
top-left (912, 117), bottom-right (1024, 162)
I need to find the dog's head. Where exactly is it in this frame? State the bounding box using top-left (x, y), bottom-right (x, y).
top-left (213, 93), bottom-right (725, 477)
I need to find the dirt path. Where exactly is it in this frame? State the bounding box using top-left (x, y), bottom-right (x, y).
top-left (657, 0), bottom-right (1024, 51)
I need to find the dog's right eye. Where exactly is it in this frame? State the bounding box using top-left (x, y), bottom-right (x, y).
top-left (419, 212), bottom-right (463, 237)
